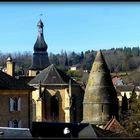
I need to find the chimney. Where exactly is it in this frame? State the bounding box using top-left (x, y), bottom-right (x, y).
top-left (6, 56), bottom-right (15, 76)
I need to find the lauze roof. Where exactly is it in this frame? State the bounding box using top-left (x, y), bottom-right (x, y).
top-left (29, 64), bottom-right (78, 86)
top-left (0, 71), bottom-right (34, 90)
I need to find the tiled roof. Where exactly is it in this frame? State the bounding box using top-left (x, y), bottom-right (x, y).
top-left (115, 85), bottom-right (135, 92)
top-left (16, 76), bottom-right (35, 85)
top-left (29, 64), bottom-right (78, 85)
top-left (103, 117), bottom-right (128, 136)
top-left (0, 71), bottom-right (34, 90)
top-left (112, 77), bottom-right (124, 85)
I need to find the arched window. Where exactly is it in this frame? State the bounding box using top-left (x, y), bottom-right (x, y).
top-left (9, 120), bottom-right (21, 128)
top-left (50, 95), bottom-right (59, 121)
top-left (12, 120), bottom-right (18, 128)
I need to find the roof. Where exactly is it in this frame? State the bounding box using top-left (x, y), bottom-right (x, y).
top-left (83, 50), bottom-right (118, 124)
top-left (34, 19), bottom-right (47, 52)
top-left (31, 122), bottom-right (120, 138)
top-left (93, 50), bottom-right (110, 72)
top-left (15, 76), bottom-right (35, 84)
top-left (0, 127), bottom-right (32, 138)
top-left (0, 70), bottom-right (34, 90)
top-left (29, 64), bottom-right (79, 86)
top-left (115, 85), bottom-right (135, 92)
top-left (112, 77), bottom-right (124, 86)
top-left (103, 117), bottom-right (128, 136)
top-left (115, 88), bottom-right (122, 96)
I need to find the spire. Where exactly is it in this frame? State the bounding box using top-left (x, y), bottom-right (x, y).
top-left (34, 19), bottom-right (48, 52)
top-left (37, 19), bottom-right (44, 34)
top-left (83, 50), bottom-right (118, 125)
top-left (92, 50), bottom-right (110, 73)
top-left (29, 19), bottom-right (50, 73)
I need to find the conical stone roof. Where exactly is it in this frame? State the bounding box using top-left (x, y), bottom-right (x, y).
top-left (83, 50), bottom-right (118, 125)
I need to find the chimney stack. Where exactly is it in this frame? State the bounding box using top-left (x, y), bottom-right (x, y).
top-left (6, 56), bottom-right (15, 77)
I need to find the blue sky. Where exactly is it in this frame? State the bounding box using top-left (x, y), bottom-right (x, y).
top-left (0, 2), bottom-right (140, 54)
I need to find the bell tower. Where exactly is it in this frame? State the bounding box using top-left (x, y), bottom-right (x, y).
top-left (29, 19), bottom-right (50, 76)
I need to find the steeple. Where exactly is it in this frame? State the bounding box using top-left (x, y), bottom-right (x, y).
top-left (29, 19), bottom-right (50, 76)
top-left (34, 19), bottom-right (48, 52)
top-left (83, 50), bottom-right (118, 126)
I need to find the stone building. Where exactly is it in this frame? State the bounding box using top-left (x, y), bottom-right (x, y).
top-left (0, 66), bottom-right (34, 128)
top-left (29, 19), bottom-right (50, 76)
top-left (28, 64), bottom-right (84, 123)
top-left (83, 50), bottom-right (118, 127)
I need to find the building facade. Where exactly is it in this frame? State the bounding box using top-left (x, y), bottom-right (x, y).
top-left (0, 70), bottom-right (34, 128)
top-left (29, 64), bottom-right (84, 123)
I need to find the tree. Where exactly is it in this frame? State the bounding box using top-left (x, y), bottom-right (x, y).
top-left (121, 93), bottom-right (128, 114)
top-left (120, 87), bottom-right (140, 137)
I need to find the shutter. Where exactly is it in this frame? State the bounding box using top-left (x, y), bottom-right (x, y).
top-left (8, 121), bottom-right (12, 127)
top-left (10, 98), bottom-right (14, 112)
top-left (18, 120), bottom-right (22, 128)
top-left (18, 98), bottom-right (21, 111)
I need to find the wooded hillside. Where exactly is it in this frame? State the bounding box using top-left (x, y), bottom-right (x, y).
top-left (0, 46), bottom-right (140, 76)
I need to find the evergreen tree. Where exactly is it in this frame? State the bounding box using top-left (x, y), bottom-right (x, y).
top-left (120, 87), bottom-right (140, 137)
top-left (121, 93), bottom-right (128, 114)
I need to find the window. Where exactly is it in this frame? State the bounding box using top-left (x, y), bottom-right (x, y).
top-left (50, 95), bottom-right (59, 121)
top-left (10, 97), bottom-right (21, 112)
top-left (8, 120), bottom-right (21, 128)
top-left (13, 98), bottom-right (18, 111)
top-left (12, 120), bottom-right (18, 128)
top-left (102, 104), bottom-right (103, 112)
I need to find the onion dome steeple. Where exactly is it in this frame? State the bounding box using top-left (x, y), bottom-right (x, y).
top-left (34, 19), bottom-right (48, 52)
top-left (29, 19), bottom-right (50, 74)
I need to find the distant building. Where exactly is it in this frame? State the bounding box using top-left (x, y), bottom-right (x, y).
top-left (112, 76), bottom-right (124, 86)
top-left (70, 64), bottom-right (81, 71)
top-left (29, 19), bottom-right (50, 76)
top-left (70, 66), bottom-right (77, 71)
top-left (115, 85), bottom-right (140, 99)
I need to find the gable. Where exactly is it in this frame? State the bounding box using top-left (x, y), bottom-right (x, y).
top-left (29, 64), bottom-right (78, 85)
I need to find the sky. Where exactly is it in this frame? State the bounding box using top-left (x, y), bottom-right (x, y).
top-left (0, 2), bottom-right (140, 54)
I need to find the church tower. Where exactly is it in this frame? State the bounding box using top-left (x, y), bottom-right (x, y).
top-left (29, 19), bottom-right (50, 76)
top-left (83, 50), bottom-right (118, 127)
